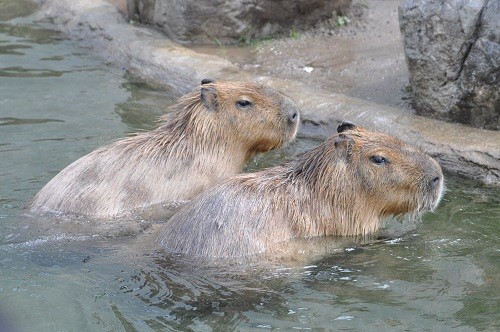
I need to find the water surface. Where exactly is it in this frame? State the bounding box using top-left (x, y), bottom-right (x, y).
top-left (0, 5), bottom-right (499, 332)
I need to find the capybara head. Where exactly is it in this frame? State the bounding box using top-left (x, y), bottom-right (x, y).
top-left (328, 121), bottom-right (444, 218)
top-left (166, 80), bottom-right (300, 157)
top-left (280, 121), bottom-right (444, 236)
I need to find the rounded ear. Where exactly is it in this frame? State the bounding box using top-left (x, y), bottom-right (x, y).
top-left (334, 133), bottom-right (354, 161)
top-left (201, 87), bottom-right (218, 111)
top-left (337, 121), bottom-right (356, 133)
top-left (201, 78), bottom-right (215, 85)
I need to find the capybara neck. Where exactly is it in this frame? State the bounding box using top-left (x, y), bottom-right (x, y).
top-left (157, 123), bottom-right (444, 259)
top-left (284, 141), bottom-right (382, 237)
top-left (122, 93), bottom-right (248, 174)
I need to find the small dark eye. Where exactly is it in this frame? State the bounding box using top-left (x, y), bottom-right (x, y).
top-left (370, 155), bottom-right (387, 165)
top-left (236, 100), bottom-right (252, 108)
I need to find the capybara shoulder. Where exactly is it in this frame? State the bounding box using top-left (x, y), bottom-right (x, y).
top-left (29, 80), bottom-right (300, 219)
top-left (157, 122), bottom-right (444, 259)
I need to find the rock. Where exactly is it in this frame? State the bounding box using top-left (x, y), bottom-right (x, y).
top-left (399, 0), bottom-right (499, 130)
top-left (126, 0), bottom-right (351, 44)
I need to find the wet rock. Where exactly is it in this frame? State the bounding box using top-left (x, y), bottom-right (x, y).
top-left (399, 0), bottom-right (499, 130)
top-left (126, 0), bottom-right (351, 44)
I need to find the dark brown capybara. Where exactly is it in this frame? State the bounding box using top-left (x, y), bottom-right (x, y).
top-left (157, 122), bottom-right (444, 259)
top-left (29, 80), bottom-right (300, 219)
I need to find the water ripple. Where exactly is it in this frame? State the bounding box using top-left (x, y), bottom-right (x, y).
top-left (0, 43), bottom-right (31, 55)
top-left (0, 117), bottom-right (64, 126)
top-left (0, 66), bottom-right (68, 77)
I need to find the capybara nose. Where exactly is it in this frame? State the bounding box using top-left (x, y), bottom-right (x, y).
top-left (289, 111), bottom-right (299, 123)
top-left (431, 176), bottom-right (441, 188)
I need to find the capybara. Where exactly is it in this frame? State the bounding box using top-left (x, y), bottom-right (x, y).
top-left (157, 122), bottom-right (444, 259)
top-left (29, 80), bottom-right (300, 219)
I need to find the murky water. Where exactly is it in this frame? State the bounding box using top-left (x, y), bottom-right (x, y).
top-left (1, 4), bottom-right (499, 332)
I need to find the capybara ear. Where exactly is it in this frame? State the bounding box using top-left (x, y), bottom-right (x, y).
top-left (337, 121), bottom-right (356, 133)
top-left (201, 78), bottom-right (215, 85)
top-left (334, 133), bottom-right (354, 161)
top-left (201, 87), bottom-right (218, 111)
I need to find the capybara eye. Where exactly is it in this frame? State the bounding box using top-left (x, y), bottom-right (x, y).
top-left (370, 155), bottom-right (387, 165)
top-left (236, 100), bottom-right (252, 108)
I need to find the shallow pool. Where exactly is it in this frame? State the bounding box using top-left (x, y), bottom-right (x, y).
top-left (1, 5), bottom-right (499, 332)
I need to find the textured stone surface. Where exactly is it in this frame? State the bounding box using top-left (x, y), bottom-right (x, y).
top-left (399, 0), bottom-right (499, 130)
top-left (36, 0), bottom-right (500, 184)
top-left (126, 0), bottom-right (350, 44)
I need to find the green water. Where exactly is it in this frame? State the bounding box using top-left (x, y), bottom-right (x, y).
top-left (1, 4), bottom-right (499, 332)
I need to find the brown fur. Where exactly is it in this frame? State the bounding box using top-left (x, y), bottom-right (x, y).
top-left (157, 123), bottom-right (444, 259)
top-left (29, 81), bottom-right (300, 218)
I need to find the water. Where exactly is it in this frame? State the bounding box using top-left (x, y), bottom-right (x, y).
top-left (1, 4), bottom-right (499, 332)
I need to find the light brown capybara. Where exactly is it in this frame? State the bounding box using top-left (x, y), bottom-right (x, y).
top-left (157, 121), bottom-right (445, 259)
top-left (29, 80), bottom-right (300, 219)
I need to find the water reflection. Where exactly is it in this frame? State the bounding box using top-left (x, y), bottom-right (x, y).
top-left (115, 255), bottom-right (293, 330)
top-left (0, 117), bottom-right (64, 125)
top-left (0, 44), bottom-right (31, 55)
top-left (0, 0), bottom-right (38, 21)
top-left (0, 22), bottom-right (64, 44)
top-left (114, 74), bottom-right (179, 132)
top-left (0, 66), bottom-right (67, 77)
top-left (422, 176), bottom-right (499, 331)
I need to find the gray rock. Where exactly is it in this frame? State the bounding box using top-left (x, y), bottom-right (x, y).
top-left (399, 0), bottom-right (499, 130)
top-left (126, 0), bottom-right (350, 44)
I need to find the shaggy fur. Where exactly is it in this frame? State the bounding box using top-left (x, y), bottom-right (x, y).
top-left (29, 81), bottom-right (300, 218)
top-left (157, 123), bottom-right (444, 258)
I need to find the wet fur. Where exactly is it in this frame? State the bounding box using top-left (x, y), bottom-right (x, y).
top-left (29, 81), bottom-right (300, 218)
top-left (157, 126), bottom-right (444, 258)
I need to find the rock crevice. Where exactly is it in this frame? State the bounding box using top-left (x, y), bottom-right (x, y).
top-left (399, 0), bottom-right (499, 130)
